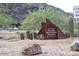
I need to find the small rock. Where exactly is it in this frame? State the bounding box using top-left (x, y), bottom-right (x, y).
top-left (22, 44), bottom-right (42, 55)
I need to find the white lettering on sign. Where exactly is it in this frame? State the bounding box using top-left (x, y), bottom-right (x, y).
top-left (46, 28), bottom-right (57, 38)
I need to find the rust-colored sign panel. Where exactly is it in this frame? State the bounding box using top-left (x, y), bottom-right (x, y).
top-left (38, 18), bottom-right (66, 39)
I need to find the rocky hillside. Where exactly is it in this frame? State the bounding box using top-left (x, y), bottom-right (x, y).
top-left (0, 3), bottom-right (73, 23)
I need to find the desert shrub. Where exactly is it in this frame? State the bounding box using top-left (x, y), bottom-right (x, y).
top-left (74, 31), bottom-right (77, 37)
top-left (0, 14), bottom-right (15, 26)
top-left (68, 17), bottom-right (74, 37)
top-left (26, 31), bottom-right (33, 40)
top-left (33, 32), bottom-right (38, 39)
top-left (20, 33), bottom-right (25, 40)
top-left (64, 31), bottom-right (70, 38)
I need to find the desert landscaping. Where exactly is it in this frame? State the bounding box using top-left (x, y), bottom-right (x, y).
top-left (0, 30), bottom-right (79, 56)
top-left (0, 3), bottom-right (79, 56)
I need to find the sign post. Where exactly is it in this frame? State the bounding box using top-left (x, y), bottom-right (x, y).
top-left (73, 5), bottom-right (79, 40)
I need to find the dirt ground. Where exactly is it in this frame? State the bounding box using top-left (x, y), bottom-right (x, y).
top-left (0, 30), bottom-right (79, 56)
top-left (0, 38), bottom-right (79, 56)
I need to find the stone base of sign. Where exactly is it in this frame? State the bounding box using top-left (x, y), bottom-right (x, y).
top-left (71, 38), bottom-right (79, 51)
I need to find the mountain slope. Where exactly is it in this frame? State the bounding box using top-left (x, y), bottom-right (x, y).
top-left (0, 3), bottom-right (73, 23)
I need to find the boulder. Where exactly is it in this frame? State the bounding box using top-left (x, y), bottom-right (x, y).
top-left (22, 44), bottom-right (42, 55)
top-left (71, 39), bottom-right (79, 51)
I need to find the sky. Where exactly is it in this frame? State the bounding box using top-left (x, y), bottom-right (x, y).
top-left (47, 0), bottom-right (79, 13)
top-left (0, 0), bottom-right (79, 13)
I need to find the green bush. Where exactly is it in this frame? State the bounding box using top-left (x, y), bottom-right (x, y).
top-left (68, 17), bottom-right (74, 37)
top-left (0, 13), bottom-right (15, 26)
top-left (21, 7), bottom-right (70, 33)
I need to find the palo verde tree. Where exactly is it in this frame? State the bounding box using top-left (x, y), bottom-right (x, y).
top-left (22, 6), bottom-right (70, 33)
top-left (0, 14), bottom-right (15, 26)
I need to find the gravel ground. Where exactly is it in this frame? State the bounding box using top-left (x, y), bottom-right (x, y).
top-left (0, 38), bottom-right (79, 56)
top-left (0, 30), bottom-right (79, 56)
